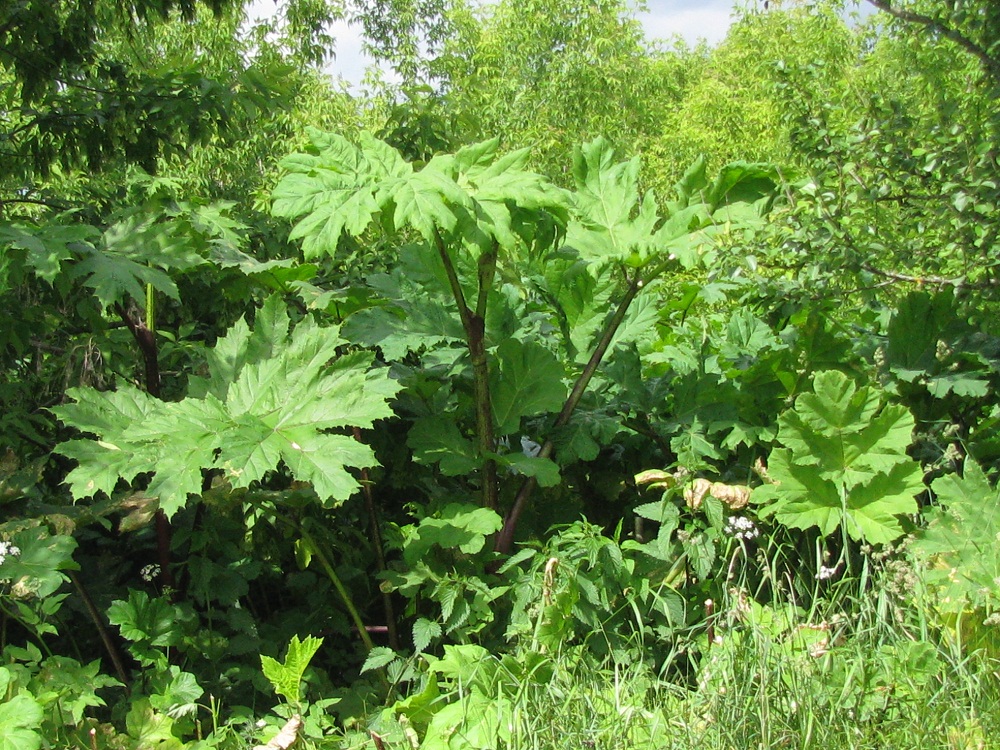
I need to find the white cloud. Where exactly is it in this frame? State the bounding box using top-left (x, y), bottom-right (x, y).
top-left (637, 0), bottom-right (737, 45)
top-left (638, 6), bottom-right (735, 46)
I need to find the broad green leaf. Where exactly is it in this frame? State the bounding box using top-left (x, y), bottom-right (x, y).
top-left (490, 339), bottom-right (567, 435)
top-left (754, 371), bottom-right (921, 542)
top-left (125, 699), bottom-right (177, 747)
top-left (377, 159), bottom-right (467, 241)
top-left (0, 691), bottom-right (43, 750)
top-left (493, 452), bottom-right (562, 487)
top-left (0, 222), bottom-right (97, 283)
top-left (272, 131), bottom-right (392, 258)
top-left (0, 528), bottom-right (78, 599)
top-left (70, 246), bottom-right (179, 307)
top-left (54, 296), bottom-right (400, 516)
top-left (912, 458), bottom-right (1000, 610)
top-left (408, 418), bottom-right (480, 476)
top-left (551, 420), bottom-right (602, 463)
top-left (403, 505), bottom-right (503, 565)
top-left (567, 138), bottom-right (660, 267)
top-left (260, 634), bottom-right (324, 705)
top-left (148, 666), bottom-right (204, 716)
top-left (342, 300), bottom-right (465, 361)
top-left (107, 590), bottom-right (186, 662)
top-left (101, 213), bottom-right (206, 272)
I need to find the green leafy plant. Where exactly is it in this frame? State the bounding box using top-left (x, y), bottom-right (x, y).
top-left (911, 456), bottom-right (1000, 656)
top-left (53, 295), bottom-right (401, 517)
top-left (753, 370), bottom-right (923, 544)
top-left (0, 666), bottom-right (43, 750)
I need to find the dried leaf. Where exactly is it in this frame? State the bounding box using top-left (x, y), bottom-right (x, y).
top-left (253, 715), bottom-right (302, 750)
top-left (710, 482), bottom-right (750, 510)
top-left (684, 478), bottom-right (712, 509)
top-left (634, 469), bottom-right (677, 489)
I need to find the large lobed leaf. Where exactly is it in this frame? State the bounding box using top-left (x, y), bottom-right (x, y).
top-left (54, 296), bottom-right (401, 516)
top-left (271, 130), bottom-right (568, 256)
top-left (754, 370), bottom-right (922, 543)
top-left (912, 458), bottom-right (1000, 611)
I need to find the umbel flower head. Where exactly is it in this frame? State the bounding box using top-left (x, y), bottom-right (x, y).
top-left (725, 516), bottom-right (759, 541)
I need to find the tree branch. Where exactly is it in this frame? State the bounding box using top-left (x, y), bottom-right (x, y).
top-left (861, 262), bottom-right (1000, 290)
top-left (865, 0), bottom-right (1000, 85)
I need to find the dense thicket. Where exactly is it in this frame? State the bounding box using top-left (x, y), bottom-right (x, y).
top-left (2, 1), bottom-right (1000, 748)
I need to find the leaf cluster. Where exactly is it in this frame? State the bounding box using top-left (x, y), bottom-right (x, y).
top-left (53, 296), bottom-right (401, 516)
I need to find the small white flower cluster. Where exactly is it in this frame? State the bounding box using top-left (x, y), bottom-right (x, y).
top-left (140, 564), bottom-right (161, 582)
top-left (0, 540), bottom-right (21, 566)
top-left (816, 564), bottom-right (840, 581)
top-left (725, 516), bottom-right (759, 541)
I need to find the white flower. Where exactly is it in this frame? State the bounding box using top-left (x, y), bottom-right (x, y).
top-left (724, 516), bottom-right (759, 541)
top-left (0, 541), bottom-right (21, 566)
top-left (140, 564), bottom-right (161, 582)
top-left (816, 564), bottom-right (840, 581)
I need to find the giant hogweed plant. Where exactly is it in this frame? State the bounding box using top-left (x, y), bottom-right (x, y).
top-left (270, 128), bottom-right (776, 553)
top-left (753, 369), bottom-right (923, 547)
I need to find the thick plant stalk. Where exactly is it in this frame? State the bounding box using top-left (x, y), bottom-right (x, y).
top-left (297, 523), bottom-right (377, 654)
top-left (434, 230), bottom-right (500, 510)
top-left (115, 293), bottom-right (175, 593)
top-left (495, 274), bottom-right (644, 554)
top-left (352, 426), bottom-right (399, 651)
top-left (69, 571), bottom-right (130, 689)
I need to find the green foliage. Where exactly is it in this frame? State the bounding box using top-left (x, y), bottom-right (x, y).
top-left (383, 504), bottom-right (506, 639)
top-left (912, 457), bottom-right (1000, 612)
top-left (54, 295), bottom-right (401, 516)
top-left (4, 1), bottom-right (1000, 746)
top-left (260, 634), bottom-right (324, 707)
top-left (0, 528), bottom-right (77, 600)
top-left (272, 128), bottom-right (568, 256)
top-left (108, 591), bottom-right (190, 667)
top-left (489, 339), bottom-right (566, 436)
top-left (754, 370), bottom-right (923, 543)
top-left (884, 290), bottom-right (991, 399)
top-left (0, 676), bottom-right (43, 750)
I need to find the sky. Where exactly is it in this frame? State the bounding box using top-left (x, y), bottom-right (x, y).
top-left (245, 0), bottom-right (745, 90)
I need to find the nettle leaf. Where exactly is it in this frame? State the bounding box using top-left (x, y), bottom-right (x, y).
top-left (490, 339), bottom-right (567, 435)
top-left (754, 371), bottom-right (921, 543)
top-left (54, 296), bottom-right (400, 517)
top-left (912, 458), bottom-right (1000, 611)
top-left (412, 617), bottom-right (442, 655)
top-left (360, 646), bottom-right (396, 674)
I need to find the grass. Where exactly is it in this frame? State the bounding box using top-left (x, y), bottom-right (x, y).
top-left (353, 541), bottom-right (1000, 750)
